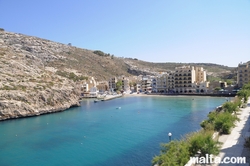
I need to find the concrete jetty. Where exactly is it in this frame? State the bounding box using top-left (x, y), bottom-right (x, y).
top-left (101, 94), bottom-right (123, 101)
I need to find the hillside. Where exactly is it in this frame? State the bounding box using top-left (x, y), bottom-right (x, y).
top-left (124, 58), bottom-right (235, 79)
top-left (0, 30), bottom-right (237, 120)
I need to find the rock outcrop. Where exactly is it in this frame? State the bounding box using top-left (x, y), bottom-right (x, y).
top-left (0, 31), bottom-right (82, 120)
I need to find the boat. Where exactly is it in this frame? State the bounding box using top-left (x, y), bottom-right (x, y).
top-left (94, 99), bottom-right (99, 103)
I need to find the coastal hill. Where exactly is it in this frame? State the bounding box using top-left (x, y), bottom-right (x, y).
top-left (0, 29), bottom-right (236, 120)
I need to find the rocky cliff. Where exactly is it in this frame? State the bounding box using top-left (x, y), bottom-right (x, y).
top-left (0, 31), bottom-right (82, 120)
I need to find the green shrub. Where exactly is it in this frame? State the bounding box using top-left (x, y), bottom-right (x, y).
top-left (0, 85), bottom-right (18, 90)
top-left (152, 130), bottom-right (221, 166)
top-left (152, 140), bottom-right (190, 166)
top-left (200, 120), bottom-right (214, 131)
top-left (214, 112), bottom-right (239, 134)
top-left (222, 102), bottom-right (238, 113)
top-left (234, 97), bottom-right (242, 108)
top-left (20, 85), bottom-right (27, 91)
top-left (56, 71), bottom-right (87, 82)
top-left (237, 89), bottom-right (250, 103)
top-left (187, 131), bottom-right (220, 157)
top-left (93, 50), bottom-right (110, 57)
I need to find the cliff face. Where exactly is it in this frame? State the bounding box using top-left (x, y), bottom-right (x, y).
top-left (0, 31), bottom-right (81, 120)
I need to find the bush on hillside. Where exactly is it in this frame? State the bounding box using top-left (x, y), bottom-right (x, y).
top-left (56, 71), bottom-right (88, 82)
top-left (93, 50), bottom-right (110, 57)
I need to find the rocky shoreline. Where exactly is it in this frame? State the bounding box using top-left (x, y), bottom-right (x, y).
top-left (0, 88), bottom-right (81, 121)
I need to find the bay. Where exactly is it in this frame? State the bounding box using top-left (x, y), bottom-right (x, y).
top-left (0, 96), bottom-right (228, 166)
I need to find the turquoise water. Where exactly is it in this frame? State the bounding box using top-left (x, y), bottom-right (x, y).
top-left (0, 96), bottom-right (227, 166)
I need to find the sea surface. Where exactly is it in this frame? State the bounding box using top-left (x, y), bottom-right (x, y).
top-left (0, 96), bottom-right (229, 166)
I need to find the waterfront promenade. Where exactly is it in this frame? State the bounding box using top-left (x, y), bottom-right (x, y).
top-left (215, 99), bottom-right (250, 166)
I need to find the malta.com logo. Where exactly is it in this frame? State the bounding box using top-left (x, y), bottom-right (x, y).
top-left (189, 154), bottom-right (246, 165)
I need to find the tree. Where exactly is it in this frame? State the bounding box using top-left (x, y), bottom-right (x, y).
top-left (226, 80), bottom-right (232, 86)
top-left (0, 28), bottom-right (4, 31)
top-left (116, 80), bottom-right (122, 91)
top-left (129, 82), bottom-right (136, 88)
top-left (214, 87), bottom-right (221, 91)
top-left (242, 82), bottom-right (250, 90)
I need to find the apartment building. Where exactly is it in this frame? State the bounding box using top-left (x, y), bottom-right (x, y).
top-left (167, 72), bottom-right (175, 92)
top-left (141, 75), bottom-right (152, 92)
top-left (195, 67), bottom-right (206, 83)
top-left (151, 78), bottom-right (157, 92)
top-left (121, 76), bottom-right (130, 92)
top-left (155, 74), bottom-right (167, 93)
top-left (108, 77), bottom-right (117, 92)
top-left (237, 61), bottom-right (250, 88)
top-left (174, 66), bottom-right (196, 93)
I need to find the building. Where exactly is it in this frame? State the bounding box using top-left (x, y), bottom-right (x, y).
top-left (108, 77), bottom-right (117, 92)
top-left (155, 74), bottom-right (167, 93)
top-left (89, 87), bottom-right (98, 97)
top-left (237, 61), bottom-right (250, 88)
top-left (81, 83), bottom-right (89, 93)
top-left (141, 75), bottom-right (152, 92)
top-left (122, 77), bottom-right (130, 92)
top-left (174, 66), bottom-right (208, 93)
top-left (195, 67), bottom-right (208, 93)
top-left (96, 81), bottom-right (109, 92)
top-left (80, 77), bottom-right (98, 97)
top-left (195, 67), bottom-right (206, 83)
top-left (166, 72), bottom-right (175, 93)
top-left (151, 78), bottom-right (157, 92)
top-left (174, 66), bottom-right (196, 93)
top-left (136, 83), bottom-right (141, 92)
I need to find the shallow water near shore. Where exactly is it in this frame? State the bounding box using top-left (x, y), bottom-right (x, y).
top-left (0, 96), bottom-right (228, 166)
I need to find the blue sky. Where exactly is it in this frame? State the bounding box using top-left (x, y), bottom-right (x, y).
top-left (1, 0), bottom-right (249, 67)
